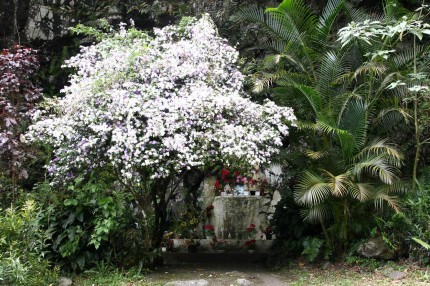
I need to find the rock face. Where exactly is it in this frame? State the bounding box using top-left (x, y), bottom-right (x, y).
top-left (357, 237), bottom-right (395, 260)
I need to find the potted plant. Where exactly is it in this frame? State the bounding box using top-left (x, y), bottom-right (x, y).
top-left (203, 224), bottom-right (215, 239)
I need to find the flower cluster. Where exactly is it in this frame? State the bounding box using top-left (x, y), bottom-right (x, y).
top-left (244, 239), bottom-right (256, 249)
top-left (27, 15), bottom-right (296, 185)
top-left (214, 168), bottom-right (262, 194)
top-left (246, 223), bottom-right (257, 238)
top-left (203, 224), bottom-right (215, 237)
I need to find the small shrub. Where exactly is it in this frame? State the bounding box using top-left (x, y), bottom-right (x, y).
top-left (0, 200), bottom-right (57, 285)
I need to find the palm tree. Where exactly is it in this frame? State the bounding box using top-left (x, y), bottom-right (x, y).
top-left (235, 0), bottom-right (409, 250)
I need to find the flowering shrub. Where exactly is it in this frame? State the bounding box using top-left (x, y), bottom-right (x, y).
top-left (27, 14), bottom-right (296, 185)
top-left (27, 15), bottom-right (295, 248)
top-left (0, 45), bottom-right (41, 202)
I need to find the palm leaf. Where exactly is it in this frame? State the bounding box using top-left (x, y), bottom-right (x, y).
top-left (316, 119), bottom-right (355, 157)
top-left (322, 170), bottom-right (350, 197)
top-left (356, 138), bottom-right (403, 165)
top-left (374, 192), bottom-right (401, 212)
top-left (316, 50), bottom-right (350, 100)
top-left (300, 204), bottom-right (332, 223)
top-left (295, 170), bottom-right (332, 206)
top-left (339, 99), bottom-right (369, 151)
top-left (351, 154), bottom-right (398, 184)
top-left (316, 0), bottom-right (345, 42)
top-left (374, 107), bottom-right (411, 132)
top-left (305, 149), bottom-right (329, 160)
top-left (350, 182), bottom-right (373, 201)
top-left (295, 84), bottom-right (323, 115)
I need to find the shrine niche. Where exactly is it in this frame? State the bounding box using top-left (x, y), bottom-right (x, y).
top-left (166, 166), bottom-right (282, 253)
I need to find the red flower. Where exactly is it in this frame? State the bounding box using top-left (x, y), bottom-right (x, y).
top-left (221, 169), bottom-right (230, 180)
top-left (214, 180), bottom-right (221, 189)
top-left (203, 224), bottom-right (215, 231)
top-left (244, 239), bottom-right (256, 247)
top-left (247, 224), bottom-right (256, 232)
top-left (234, 171), bottom-right (239, 176)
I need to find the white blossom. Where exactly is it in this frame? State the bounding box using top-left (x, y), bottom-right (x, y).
top-left (27, 15), bottom-right (296, 184)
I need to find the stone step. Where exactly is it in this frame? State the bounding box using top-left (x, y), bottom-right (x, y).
top-left (162, 252), bottom-right (268, 265)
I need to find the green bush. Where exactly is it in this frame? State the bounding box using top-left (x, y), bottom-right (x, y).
top-left (0, 200), bottom-right (58, 285)
top-left (32, 171), bottom-right (159, 272)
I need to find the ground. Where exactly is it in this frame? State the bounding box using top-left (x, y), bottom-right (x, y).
top-left (73, 260), bottom-right (430, 286)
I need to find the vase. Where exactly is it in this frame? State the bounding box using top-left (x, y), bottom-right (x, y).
top-left (161, 246), bottom-right (167, 253)
top-left (206, 235), bottom-right (213, 240)
top-left (243, 191), bottom-right (249, 196)
top-left (221, 191), bottom-right (227, 196)
top-left (250, 190), bottom-right (256, 196)
top-left (255, 191), bottom-right (260, 196)
top-left (247, 249), bottom-right (256, 253)
top-left (235, 184), bottom-right (245, 195)
top-left (266, 233), bottom-right (272, 240)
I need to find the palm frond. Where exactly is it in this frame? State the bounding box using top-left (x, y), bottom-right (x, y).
top-left (295, 84), bottom-right (323, 115)
top-left (356, 138), bottom-right (403, 166)
top-left (268, 0), bottom-right (317, 36)
top-left (353, 61), bottom-right (388, 80)
top-left (339, 99), bottom-right (368, 151)
top-left (316, 50), bottom-right (350, 100)
top-left (296, 120), bottom-right (318, 131)
top-left (351, 182), bottom-right (373, 201)
top-left (374, 107), bottom-right (411, 132)
top-left (300, 204), bottom-right (332, 223)
top-left (343, 2), bottom-right (371, 22)
top-left (305, 149), bottom-right (328, 160)
top-left (351, 154), bottom-right (398, 184)
top-left (322, 170), bottom-right (351, 197)
top-left (374, 192), bottom-right (401, 212)
top-left (295, 170), bottom-right (332, 207)
top-left (316, 119), bottom-right (355, 157)
top-left (316, 0), bottom-right (345, 41)
top-left (392, 45), bottom-right (428, 69)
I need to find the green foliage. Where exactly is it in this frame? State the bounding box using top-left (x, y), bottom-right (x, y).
top-left (301, 237), bottom-right (325, 262)
top-left (32, 172), bottom-right (131, 271)
top-left (0, 200), bottom-right (58, 285)
top-left (236, 0), bottom-right (414, 255)
top-left (345, 255), bottom-right (382, 271)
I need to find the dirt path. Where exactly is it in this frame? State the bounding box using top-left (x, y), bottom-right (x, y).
top-left (146, 264), bottom-right (289, 286)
